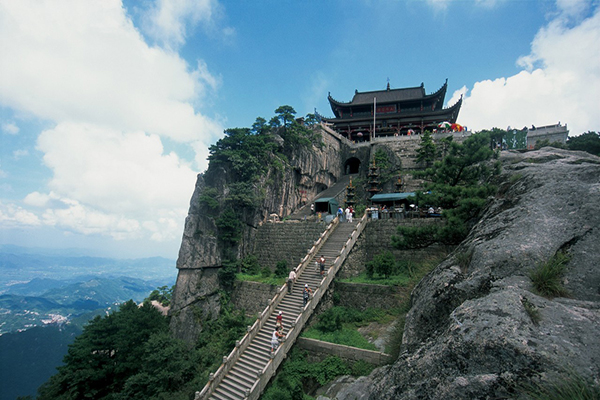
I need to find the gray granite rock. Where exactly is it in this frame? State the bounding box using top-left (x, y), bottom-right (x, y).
top-left (337, 148), bottom-right (600, 399)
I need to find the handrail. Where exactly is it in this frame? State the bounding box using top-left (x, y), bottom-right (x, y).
top-left (196, 216), bottom-right (341, 400)
top-left (244, 212), bottom-right (368, 400)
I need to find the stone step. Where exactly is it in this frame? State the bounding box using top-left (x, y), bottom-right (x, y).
top-left (225, 370), bottom-right (254, 392)
top-left (213, 381), bottom-right (244, 400)
top-left (207, 217), bottom-right (363, 400)
top-left (237, 356), bottom-right (266, 374)
top-left (209, 390), bottom-right (231, 400)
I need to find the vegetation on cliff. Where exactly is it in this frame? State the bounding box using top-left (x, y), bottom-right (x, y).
top-left (393, 131), bottom-right (500, 248)
top-left (34, 296), bottom-right (250, 400)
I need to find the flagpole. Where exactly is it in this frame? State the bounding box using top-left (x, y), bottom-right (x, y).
top-left (373, 97), bottom-right (377, 140)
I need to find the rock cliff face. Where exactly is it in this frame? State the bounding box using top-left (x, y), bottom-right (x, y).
top-left (170, 128), bottom-right (347, 342)
top-left (321, 148), bottom-right (600, 399)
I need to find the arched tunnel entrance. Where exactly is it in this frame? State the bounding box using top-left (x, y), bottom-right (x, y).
top-left (344, 157), bottom-right (361, 175)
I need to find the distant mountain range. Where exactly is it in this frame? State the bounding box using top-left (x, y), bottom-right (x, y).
top-left (0, 276), bottom-right (164, 333)
top-left (0, 246), bottom-right (177, 400)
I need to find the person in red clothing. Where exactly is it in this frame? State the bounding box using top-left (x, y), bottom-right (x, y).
top-left (276, 311), bottom-right (283, 329)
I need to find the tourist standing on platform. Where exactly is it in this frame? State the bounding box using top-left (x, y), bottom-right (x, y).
top-left (337, 206), bottom-right (344, 221)
top-left (302, 284), bottom-right (312, 307)
top-left (345, 206), bottom-right (351, 222)
top-left (287, 269), bottom-right (297, 294)
top-left (349, 206), bottom-right (354, 222)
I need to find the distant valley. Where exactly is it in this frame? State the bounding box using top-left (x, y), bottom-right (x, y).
top-left (0, 246), bottom-right (176, 400)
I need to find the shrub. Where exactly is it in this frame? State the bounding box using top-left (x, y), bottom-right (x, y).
top-left (366, 251), bottom-right (397, 279)
top-left (261, 265), bottom-right (272, 278)
top-left (392, 224), bottom-right (439, 249)
top-left (529, 251), bottom-right (571, 298)
top-left (396, 259), bottom-right (416, 277)
top-left (275, 260), bottom-right (289, 278)
top-left (218, 260), bottom-right (237, 291)
top-left (239, 254), bottom-right (261, 275)
top-left (350, 360), bottom-right (376, 376)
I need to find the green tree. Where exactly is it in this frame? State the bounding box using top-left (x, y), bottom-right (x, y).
top-left (275, 260), bottom-right (289, 278)
top-left (366, 251), bottom-right (397, 279)
top-left (216, 208), bottom-right (242, 246)
top-left (146, 285), bottom-right (173, 306)
top-left (116, 332), bottom-right (199, 400)
top-left (415, 131), bottom-right (437, 167)
top-left (274, 105), bottom-right (297, 128)
top-left (567, 131), bottom-right (600, 156)
top-left (207, 127), bottom-right (278, 182)
top-left (304, 113), bottom-right (319, 126)
top-left (38, 301), bottom-right (168, 400)
top-left (395, 132), bottom-right (498, 248)
top-left (251, 116), bottom-right (270, 135)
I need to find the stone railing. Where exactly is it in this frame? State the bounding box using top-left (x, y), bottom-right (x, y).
top-left (195, 215), bottom-right (341, 400)
top-left (244, 212), bottom-right (368, 400)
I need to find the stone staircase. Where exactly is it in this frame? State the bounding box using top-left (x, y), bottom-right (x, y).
top-left (197, 215), bottom-right (367, 400)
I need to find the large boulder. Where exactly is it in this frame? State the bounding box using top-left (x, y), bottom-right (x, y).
top-left (330, 148), bottom-right (600, 399)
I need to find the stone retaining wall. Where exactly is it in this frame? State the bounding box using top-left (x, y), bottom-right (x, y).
top-left (333, 282), bottom-right (410, 311)
top-left (340, 218), bottom-right (448, 278)
top-left (252, 221), bottom-right (327, 271)
top-left (296, 337), bottom-right (393, 366)
top-left (231, 280), bottom-right (280, 316)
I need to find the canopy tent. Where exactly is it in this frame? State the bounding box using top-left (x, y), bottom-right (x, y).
top-left (370, 192), bottom-right (416, 207)
top-left (313, 197), bottom-right (339, 214)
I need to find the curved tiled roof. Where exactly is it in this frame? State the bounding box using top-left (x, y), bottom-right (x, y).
top-left (328, 80), bottom-right (447, 107)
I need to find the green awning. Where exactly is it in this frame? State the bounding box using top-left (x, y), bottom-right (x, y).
top-left (313, 197), bottom-right (339, 214)
top-left (371, 192), bottom-right (416, 202)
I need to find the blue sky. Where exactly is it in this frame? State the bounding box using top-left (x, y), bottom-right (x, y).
top-left (1, 0), bottom-right (599, 259)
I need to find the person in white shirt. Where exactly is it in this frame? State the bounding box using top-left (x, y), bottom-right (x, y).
top-left (287, 269), bottom-right (297, 294)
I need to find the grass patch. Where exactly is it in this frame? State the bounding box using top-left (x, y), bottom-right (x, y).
top-left (261, 349), bottom-right (376, 400)
top-left (520, 370), bottom-right (600, 400)
top-left (341, 253), bottom-right (444, 286)
top-left (301, 307), bottom-right (399, 351)
top-left (529, 251), bottom-right (571, 298)
top-left (302, 327), bottom-right (378, 351)
top-left (340, 273), bottom-right (413, 286)
top-left (236, 273), bottom-right (286, 287)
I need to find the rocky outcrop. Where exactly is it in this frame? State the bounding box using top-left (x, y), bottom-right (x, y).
top-left (170, 127), bottom-right (347, 341)
top-left (321, 148), bottom-right (600, 399)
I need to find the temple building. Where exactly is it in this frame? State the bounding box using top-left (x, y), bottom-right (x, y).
top-left (321, 80), bottom-right (462, 141)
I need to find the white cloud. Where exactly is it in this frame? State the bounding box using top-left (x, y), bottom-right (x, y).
top-left (0, 0), bottom-right (222, 146)
top-left (456, 3), bottom-right (600, 135)
top-left (2, 121), bottom-right (19, 135)
top-left (12, 149), bottom-right (28, 160)
top-left (141, 0), bottom-right (225, 50)
top-left (29, 122), bottom-right (196, 238)
top-left (0, 201), bottom-right (41, 227)
top-left (0, 0), bottom-right (222, 248)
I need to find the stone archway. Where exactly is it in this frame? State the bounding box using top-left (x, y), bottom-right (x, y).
top-left (344, 157), bottom-right (361, 175)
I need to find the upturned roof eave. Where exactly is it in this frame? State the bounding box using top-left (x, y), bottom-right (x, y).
top-left (327, 80), bottom-right (448, 108)
top-left (324, 96), bottom-right (462, 124)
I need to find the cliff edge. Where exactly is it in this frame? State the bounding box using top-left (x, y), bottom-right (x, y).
top-left (322, 147), bottom-right (600, 399)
